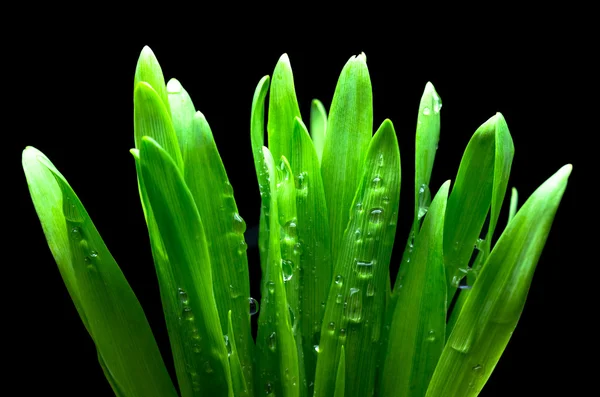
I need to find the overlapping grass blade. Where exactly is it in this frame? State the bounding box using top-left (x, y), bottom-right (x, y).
top-left (139, 137), bottom-right (233, 396)
top-left (23, 147), bottom-right (177, 397)
top-left (228, 310), bottom-right (250, 397)
top-left (321, 54), bottom-right (373, 262)
top-left (426, 164), bottom-right (572, 397)
top-left (309, 99), bottom-right (327, 164)
top-left (267, 54), bottom-right (302, 164)
top-left (134, 46), bottom-right (171, 117)
top-left (255, 147), bottom-right (300, 397)
top-left (290, 117), bottom-right (332, 395)
top-left (314, 119), bottom-right (400, 397)
top-left (167, 77), bottom-right (254, 393)
top-left (333, 346), bottom-right (346, 397)
top-left (380, 181), bottom-right (449, 397)
top-left (508, 187), bottom-right (518, 223)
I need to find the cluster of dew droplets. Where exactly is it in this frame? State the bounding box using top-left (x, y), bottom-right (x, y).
top-left (63, 196), bottom-right (101, 273)
top-left (417, 184), bottom-right (431, 221)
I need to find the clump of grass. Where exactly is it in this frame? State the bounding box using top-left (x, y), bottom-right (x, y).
top-left (22, 46), bottom-right (571, 397)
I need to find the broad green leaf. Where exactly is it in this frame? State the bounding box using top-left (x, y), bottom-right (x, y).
top-left (23, 147), bottom-right (177, 397)
top-left (167, 77), bottom-right (254, 392)
top-left (321, 53), bottom-right (373, 263)
top-left (228, 310), bottom-right (250, 397)
top-left (314, 119), bottom-right (400, 397)
top-left (426, 164), bottom-right (572, 397)
top-left (134, 81), bottom-right (183, 170)
top-left (333, 345), bottom-right (346, 397)
top-left (290, 117), bottom-right (332, 396)
top-left (255, 147), bottom-right (300, 397)
top-left (310, 99), bottom-right (327, 164)
top-left (380, 181), bottom-right (449, 397)
top-left (250, 75), bottom-right (271, 274)
top-left (134, 46), bottom-right (171, 115)
top-left (508, 187), bottom-right (518, 223)
top-left (267, 54), bottom-right (302, 164)
top-left (139, 137), bottom-right (233, 397)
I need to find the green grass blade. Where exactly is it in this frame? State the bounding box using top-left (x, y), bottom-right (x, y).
top-left (443, 115), bottom-right (497, 300)
top-left (139, 137), bottom-right (233, 397)
top-left (134, 46), bottom-right (171, 116)
top-left (309, 99), bottom-right (327, 164)
top-left (290, 117), bottom-right (332, 395)
top-left (414, 82), bottom-right (442, 232)
top-left (134, 81), bottom-right (183, 170)
top-left (23, 147), bottom-right (177, 397)
top-left (167, 77), bottom-right (254, 393)
top-left (333, 345), bottom-right (346, 397)
top-left (314, 119), bottom-right (400, 397)
top-left (255, 147), bottom-right (300, 397)
top-left (508, 187), bottom-right (518, 223)
top-left (380, 181), bottom-right (449, 397)
top-left (426, 164), bottom-right (572, 397)
top-left (321, 53), bottom-right (373, 263)
top-left (228, 310), bottom-right (250, 397)
top-left (267, 54), bottom-right (302, 164)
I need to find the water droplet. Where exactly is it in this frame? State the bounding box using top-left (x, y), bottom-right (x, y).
top-left (328, 322), bottom-right (335, 333)
top-left (203, 361), bottom-right (214, 373)
top-left (335, 275), bottom-right (343, 287)
top-left (417, 184), bottom-right (431, 220)
top-left (366, 283), bottom-right (375, 296)
top-left (372, 175), bottom-right (383, 188)
top-left (70, 227), bottom-right (83, 241)
top-left (282, 259), bottom-right (294, 282)
top-left (355, 259), bottom-right (374, 279)
top-left (314, 344), bottom-right (320, 353)
top-left (354, 229), bottom-right (362, 241)
top-left (426, 330), bottom-right (436, 342)
top-left (237, 239), bottom-right (248, 255)
top-left (339, 328), bottom-right (347, 340)
top-left (224, 180), bottom-right (234, 195)
top-left (369, 208), bottom-right (384, 224)
top-left (356, 202), bottom-right (363, 212)
top-left (192, 343), bottom-right (201, 353)
top-left (382, 195), bottom-right (390, 204)
top-left (475, 238), bottom-right (485, 251)
top-left (433, 91), bottom-right (442, 113)
top-left (233, 213), bottom-right (246, 233)
top-left (283, 220), bottom-right (297, 239)
top-left (178, 288), bottom-right (189, 304)
top-left (84, 256), bottom-right (92, 264)
top-left (229, 284), bottom-right (241, 298)
top-left (293, 242), bottom-right (303, 256)
top-left (423, 106), bottom-right (431, 115)
top-left (347, 288), bottom-right (363, 323)
top-left (336, 294), bottom-right (343, 304)
top-left (472, 364), bottom-right (482, 372)
top-left (378, 154), bottom-right (384, 167)
top-left (166, 78), bottom-right (182, 93)
top-left (268, 332), bottom-right (277, 351)
top-left (90, 250), bottom-right (98, 258)
top-left (183, 307), bottom-right (194, 321)
top-left (267, 281), bottom-right (275, 294)
top-left (296, 172), bottom-right (308, 190)
top-left (265, 382), bottom-right (273, 394)
top-left (249, 297), bottom-right (259, 315)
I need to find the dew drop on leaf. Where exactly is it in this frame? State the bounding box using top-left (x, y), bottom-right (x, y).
top-left (249, 297), bottom-right (259, 315)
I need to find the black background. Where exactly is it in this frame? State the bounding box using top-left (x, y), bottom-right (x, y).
top-left (9, 16), bottom-right (587, 397)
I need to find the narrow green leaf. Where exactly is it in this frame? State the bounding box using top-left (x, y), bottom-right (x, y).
top-left (134, 81), bottom-right (183, 170)
top-left (23, 147), bottom-right (177, 397)
top-left (508, 187), bottom-right (518, 223)
top-left (140, 137), bottom-right (232, 397)
top-left (426, 165), bottom-right (572, 397)
top-left (314, 119), bottom-right (400, 397)
top-left (290, 117), bottom-right (332, 396)
top-left (310, 99), bottom-right (327, 164)
top-left (380, 181), bottom-right (449, 397)
top-left (333, 345), bottom-right (346, 397)
top-left (134, 46), bottom-right (171, 115)
top-left (321, 53), bottom-right (373, 263)
top-left (167, 77), bottom-right (254, 393)
top-left (267, 54), bottom-right (302, 164)
top-left (255, 147), bottom-right (300, 397)
top-left (228, 310), bottom-right (250, 397)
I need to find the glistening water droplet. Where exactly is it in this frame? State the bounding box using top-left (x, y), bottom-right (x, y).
top-left (335, 275), bottom-right (343, 287)
top-left (233, 213), bottom-right (246, 234)
top-left (423, 106), bottom-right (431, 115)
top-left (70, 227), bottom-right (83, 241)
top-left (426, 330), bottom-right (436, 342)
top-left (347, 288), bottom-right (363, 323)
top-left (355, 259), bottom-right (374, 279)
top-left (282, 259), bottom-right (294, 282)
top-left (267, 281), bottom-right (275, 294)
top-left (249, 297), bottom-right (259, 315)
top-left (372, 175), bottom-right (383, 188)
top-left (328, 322), bottom-right (335, 333)
top-left (268, 332), bottom-right (277, 351)
top-left (369, 208), bottom-right (384, 224)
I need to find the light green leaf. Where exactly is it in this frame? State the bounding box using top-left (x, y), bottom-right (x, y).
top-left (228, 310), bottom-right (250, 397)
top-left (321, 53), bottom-right (373, 263)
top-left (426, 164), bottom-right (572, 397)
top-left (134, 46), bottom-right (171, 115)
top-left (314, 119), bottom-right (400, 397)
top-left (23, 147), bottom-right (177, 397)
top-left (333, 345), bottom-right (346, 397)
top-left (508, 187), bottom-right (518, 223)
top-left (140, 137), bottom-right (233, 397)
top-left (310, 99), bottom-right (327, 164)
top-left (380, 181), bottom-right (449, 397)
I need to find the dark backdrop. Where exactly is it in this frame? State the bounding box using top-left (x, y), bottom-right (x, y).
top-left (10, 24), bottom-right (583, 397)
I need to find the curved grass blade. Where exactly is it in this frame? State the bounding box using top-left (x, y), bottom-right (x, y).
top-left (309, 99), bottom-right (327, 164)
top-left (228, 310), bottom-right (250, 397)
top-left (140, 137), bottom-right (233, 397)
top-left (321, 53), bottom-right (373, 263)
top-left (267, 54), bottom-right (302, 164)
top-left (380, 181), bottom-right (449, 397)
top-left (333, 345), bottom-right (346, 397)
top-left (167, 77), bottom-right (254, 392)
top-left (314, 119), bottom-right (400, 397)
top-left (134, 46), bottom-right (171, 117)
top-left (255, 147), bottom-right (300, 397)
top-left (290, 117), bottom-right (332, 395)
top-left (426, 165), bottom-right (572, 397)
top-left (508, 187), bottom-right (518, 223)
top-left (23, 147), bottom-right (177, 397)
